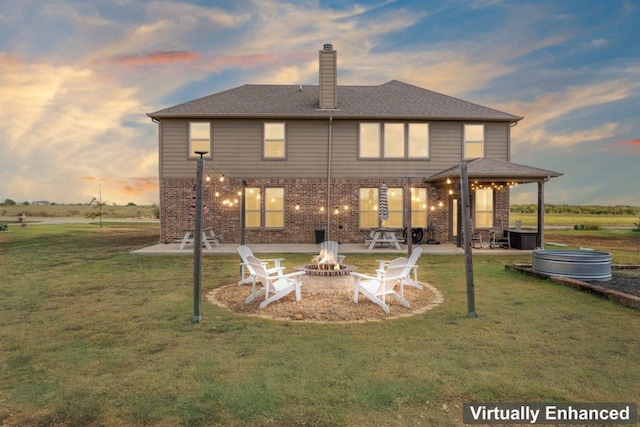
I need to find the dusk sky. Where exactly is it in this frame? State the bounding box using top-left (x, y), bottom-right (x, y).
top-left (1, 0), bottom-right (638, 206)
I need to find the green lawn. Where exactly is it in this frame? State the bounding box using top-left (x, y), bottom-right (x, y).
top-left (1, 223), bottom-right (639, 426)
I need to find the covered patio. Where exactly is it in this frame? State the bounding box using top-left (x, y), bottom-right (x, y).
top-left (424, 158), bottom-right (563, 248)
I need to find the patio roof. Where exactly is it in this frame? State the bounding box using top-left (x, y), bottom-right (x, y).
top-left (424, 158), bottom-right (563, 185)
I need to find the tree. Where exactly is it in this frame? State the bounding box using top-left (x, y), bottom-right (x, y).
top-left (3, 199), bottom-right (16, 206)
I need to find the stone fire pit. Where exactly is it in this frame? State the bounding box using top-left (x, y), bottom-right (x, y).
top-left (293, 263), bottom-right (358, 295)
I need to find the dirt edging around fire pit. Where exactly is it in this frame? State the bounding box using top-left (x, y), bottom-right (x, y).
top-left (207, 281), bottom-right (444, 323)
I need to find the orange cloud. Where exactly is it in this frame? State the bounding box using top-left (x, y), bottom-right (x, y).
top-left (0, 53), bottom-right (26, 68)
top-left (79, 177), bottom-right (158, 196)
top-left (109, 51), bottom-right (198, 67)
top-left (613, 138), bottom-right (640, 153)
top-left (81, 177), bottom-right (110, 183)
top-left (118, 177), bottom-right (159, 196)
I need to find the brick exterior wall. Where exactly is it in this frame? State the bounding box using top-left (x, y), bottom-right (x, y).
top-left (160, 177), bottom-right (510, 245)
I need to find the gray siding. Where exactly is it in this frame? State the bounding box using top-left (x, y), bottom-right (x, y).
top-left (160, 118), bottom-right (510, 179)
top-left (484, 122), bottom-right (509, 160)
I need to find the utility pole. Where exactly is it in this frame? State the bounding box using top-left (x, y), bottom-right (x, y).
top-left (459, 162), bottom-right (477, 318)
top-left (192, 151), bottom-right (207, 323)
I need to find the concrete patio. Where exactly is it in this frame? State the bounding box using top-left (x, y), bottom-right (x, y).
top-left (132, 242), bottom-right (532, 255)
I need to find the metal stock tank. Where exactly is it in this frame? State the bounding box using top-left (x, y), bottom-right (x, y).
top-left (532, 250), bottom-right (612, 282)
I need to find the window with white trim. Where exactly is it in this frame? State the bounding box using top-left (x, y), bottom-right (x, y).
top-left (189, 122), bottom-right (211, 158)
top-left (464, 124), bottom-right (484, 159)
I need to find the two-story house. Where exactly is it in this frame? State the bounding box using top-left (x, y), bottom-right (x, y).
top-left (148, 44), bottom-right (561, 246)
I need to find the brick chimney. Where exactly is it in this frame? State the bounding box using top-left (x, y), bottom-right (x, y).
top-left (319, 43), bottom-right (337, 109)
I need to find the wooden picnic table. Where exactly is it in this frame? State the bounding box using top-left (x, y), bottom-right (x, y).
top-left (179, 227), bottom-right (223, 250)
top-left (365, 227), bottom-right (402, 250)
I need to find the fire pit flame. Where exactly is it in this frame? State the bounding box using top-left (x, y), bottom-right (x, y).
top-left (311, 249), bottom-right (340, 270)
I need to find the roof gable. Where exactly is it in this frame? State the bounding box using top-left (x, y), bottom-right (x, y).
top-left (148, 80), bottom-right (522, 121)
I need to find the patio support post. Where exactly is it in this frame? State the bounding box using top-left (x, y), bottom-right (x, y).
top-left (192, 151), bottom-right (207, 323)
top-left (406, 175), bottom-right (413, 256)
top-left (241, 180), bottom-right (246, 245)
top-left (459, 162), bottom-right (477, 318)
top-left (537, 178), bottom-right (548, 249)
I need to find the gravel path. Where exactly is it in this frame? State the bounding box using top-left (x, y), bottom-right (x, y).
top-left (586, 270), bottom-right (640, 298)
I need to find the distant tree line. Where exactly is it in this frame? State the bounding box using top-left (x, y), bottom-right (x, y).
top-left (1, 199), bottom-right (141, 207)
top-left (511, 204), bottom-right (639, 215)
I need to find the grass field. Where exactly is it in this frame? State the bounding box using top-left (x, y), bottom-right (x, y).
top-left (1, 205), bottom-right (638, 229)
top-left (509, 212), bottom-right (638, 228)
top-left (0, 204), bottom-right (157, 221)
top-left (1, 223), bottom-right (638, 426)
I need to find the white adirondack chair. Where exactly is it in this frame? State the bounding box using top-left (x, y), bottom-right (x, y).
top-left (376, 247), bottom-right (423, 290)
top-left (352, 257), bottom-right (410, 314)
top-left (244, 256), bottom-right (305, 308)
top-left (237, 245), bottom-right (285, 286)
top-left (319, 240), bottom-right (346, 264)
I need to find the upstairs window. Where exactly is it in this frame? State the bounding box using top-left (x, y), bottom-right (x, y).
top-left (359, 122), bottom-right (429, 159)
top-left (189, 122), bottom-right (211, 158)
top-left (408, 123), bottom-right (429, 158)
top-left (359, 123), bottom-right (381, 158)
top-left (264, 123), bottom-right (286, 159)
top-left (464, 124), bottom-right (484, 159)
top-left (383, 123), bottom-right (405, 158)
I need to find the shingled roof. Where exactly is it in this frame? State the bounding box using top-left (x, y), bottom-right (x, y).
top-left (148, 80), bottom-right (522, 121)
top-left (425, 158), bottom-right (563, 184)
